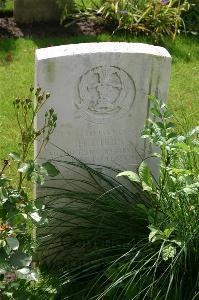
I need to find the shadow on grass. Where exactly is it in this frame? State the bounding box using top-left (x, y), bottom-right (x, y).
top-left (30, 32), bottom-right (199, 64)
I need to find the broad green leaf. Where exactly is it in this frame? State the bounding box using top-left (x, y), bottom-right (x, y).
top-left (163, 228), bottom-right (174, 239)
top-left (0, 240), bottom-right (6, 248)
top-left (162, 244), bottom-right (176, 261)
top-left (142, 182), bottom-right (153, 192)
top-left (18, 163), bottom-right (31, 173)
top-left (163, 110), bottom-right (173, 119)
top-left (166, 122), bottom-right (176, 129)
top-left (117, 171), bottom-right (140, 183)
top-left (0, 177), bottom-right (9, 188)
top-left (6, 237), bottom-right (19, 251)
top-left (138, 162), bottom-right (155, 192)
top-left (148, 226), bottom-right (162, 243)
top-left (10, 252), bottom-right (32, 268)
top-left (151, 107), bottom-right (162, 117)
top-left (29, 212), bottom-right (42, 223)
top-left (167, 132), bottom-right (178, 139)
top-left (13, 213), bottom-right (28, 225)
top-left (31, 172), bottom-right (45, 185)
top-left (16, 267), bottom-right (30, 275)
top-left (28, 271), bottom-right (38, 281)
top-left (148, 95), bottom-right (159, 106)
top-left (9, 152), bottom-right (21, 162)
top-left (16, 268), bottom-right (38, 281)
top-left (156, 122), bottom-right (165, 129)
top-left (171, 239), bottom-right (182, 247)
top-left (0, 187), bottom-right (8, 200)
top-left (16, 268), bottom-right (30, 278)
top-left (42, 162), bottom-right (60, 177)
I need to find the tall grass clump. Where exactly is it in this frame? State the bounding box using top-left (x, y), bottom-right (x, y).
top-left (38, 97), bottom-right (198, 299)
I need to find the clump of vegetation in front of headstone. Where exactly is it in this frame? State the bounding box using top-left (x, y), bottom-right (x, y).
top-left (0, 87), bottom-right (59, 298)
top-left (40, 97), bottom-right (199, 299)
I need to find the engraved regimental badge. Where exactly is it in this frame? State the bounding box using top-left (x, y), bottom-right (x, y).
top-left (76, 66), bottom-right (136, 122)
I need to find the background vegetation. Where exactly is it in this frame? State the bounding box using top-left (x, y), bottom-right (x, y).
top-left (182, 0), bottom-right (199, 33)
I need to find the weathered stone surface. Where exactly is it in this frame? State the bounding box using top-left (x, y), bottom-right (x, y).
top-left (14, 0), bottom-right (61, 23)
top-left (35, 42), bottom-right (171, 176)
top-left (35, 42), bottom-right (171, 264)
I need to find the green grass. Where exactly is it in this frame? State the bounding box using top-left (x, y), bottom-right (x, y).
top-left (0, 34), bottom-right (198, 166)
top-left (0, 0), bottom-right (13, 14)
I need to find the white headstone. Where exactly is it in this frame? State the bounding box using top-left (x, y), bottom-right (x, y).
top-left (35, 42), bottom-right (171, 175)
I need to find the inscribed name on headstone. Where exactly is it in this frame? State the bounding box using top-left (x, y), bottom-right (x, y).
top-left (35, 42), bottom-right (171, 174)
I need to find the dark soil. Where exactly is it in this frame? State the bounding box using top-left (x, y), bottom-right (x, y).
top-left (0, 17), bottom-right (104, 39)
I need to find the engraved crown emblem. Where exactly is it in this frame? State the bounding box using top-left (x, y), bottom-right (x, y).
top-left (76, 66), bottom-right (136, 121)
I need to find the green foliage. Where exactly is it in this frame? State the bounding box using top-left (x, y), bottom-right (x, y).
top-left (0, 0), bottom-right (13, 13)
top-left (61, 0), bottom-right (190, 41)
top-left (0, 88), bottom-right (59, 298)
top-left (0, 0), bottom-right (7, 8)
top-left (99, 0), bottom-right (189, 40)
top-left (183, 0), bottom-right (199, 33)
top-left (56, 0), bottom-right (77, 23)
top-left (115, 97), bottom-right (199, 299)
top-left (39, 96), bottom-right (199, 299)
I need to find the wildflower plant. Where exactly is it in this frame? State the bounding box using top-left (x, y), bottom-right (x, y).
top-left (0, 88), bottom-right (59, 298)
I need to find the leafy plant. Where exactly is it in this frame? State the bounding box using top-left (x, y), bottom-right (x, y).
top-left (182, 0), bottom-right (199, 33)
top-left (101, 0), bottom-right (189, 40)
top-left (0, 87), bottom-right (59, 298)
top-left (60, 0), bottom-right (190, 41)
top-left (56, 0), bottom-right (77, 23)
top-left (0, 0), bottom-right (7, 8)
top-left (40, 97), bottom-right (198, 299)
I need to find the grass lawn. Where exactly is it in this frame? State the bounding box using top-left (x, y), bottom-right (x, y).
top-left (0, 34), bottom-right (198, 171)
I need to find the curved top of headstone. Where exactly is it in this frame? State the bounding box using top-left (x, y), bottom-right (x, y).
top-left (36, 42), bottom-right (171, 61)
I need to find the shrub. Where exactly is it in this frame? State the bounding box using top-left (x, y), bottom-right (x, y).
top-left (0, 0), bottom-right (7, 8)
top-left (0, 88), bottom-right (59, 298)
top-left (183, 0), bottom-right (199, 33)
top-left (58, 0), bottom-right (190, 41)
top-left (98, 0), bottom-right (189, 40)
top-left (40, 97), bottom-right (199, 299)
